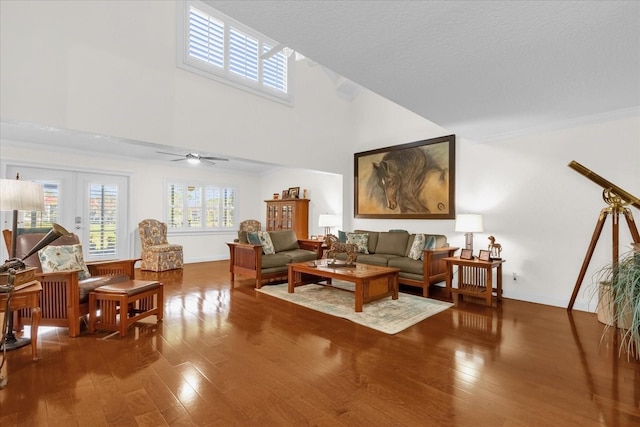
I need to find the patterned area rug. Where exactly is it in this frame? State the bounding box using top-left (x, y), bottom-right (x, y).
top-left (256, 281), bottom-right (453, 334)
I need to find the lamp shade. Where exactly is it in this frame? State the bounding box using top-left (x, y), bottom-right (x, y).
top-left (455, 214), bottom-right (484, 233)
top-left (0, 179), bottom-right (45, 212)
top-left (318, 214), bottom-right (339, 227)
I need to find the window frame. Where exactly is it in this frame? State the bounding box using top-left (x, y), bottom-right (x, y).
top-left (177, 0), bottom-right (294, 106)
top-left (164, 180), bottom-right (237, 234)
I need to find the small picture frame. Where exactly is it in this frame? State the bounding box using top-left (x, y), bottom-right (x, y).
top-left (288, 186), bottom-right (300, 198)
top-left (310, 235), bottom-right (318, 240)
top-left (460, 249), bottom-right (473, 260)
top-left (478, 250), bottom-right (491, 262)
top-left (282, 190), bottom-right (290, 199)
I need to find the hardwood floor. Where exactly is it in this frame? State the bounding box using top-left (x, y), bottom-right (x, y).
top-left (0, 261), bottom-right (638, 426)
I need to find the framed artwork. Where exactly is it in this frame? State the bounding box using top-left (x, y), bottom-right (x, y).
top-left (282, 190), bottom-right (289, 199)
top-left (354, 134), bottom-right (455, 219)
top-left (478, 250), bottom-right (491, 262)
top-left (288, 187), bottom-right (300, 199)
top-left (460, 249), bottom-right (473, 260)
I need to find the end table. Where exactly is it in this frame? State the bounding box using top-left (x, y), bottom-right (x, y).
top-left (444, 257), bottom-right (505, 306)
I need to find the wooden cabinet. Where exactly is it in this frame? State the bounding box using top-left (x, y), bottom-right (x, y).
top-left (265, 199), bottom-right (309, 239)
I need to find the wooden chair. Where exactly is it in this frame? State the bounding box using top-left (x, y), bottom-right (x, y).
top-left (138, 219), bottom-right (183, 272)
top-left (3, 229), bottom-right (138, 337)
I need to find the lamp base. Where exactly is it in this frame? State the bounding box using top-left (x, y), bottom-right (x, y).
top-left (464, 232), bottom-right (474, 251)
top-left (0, 334), bottom-right (31, 352)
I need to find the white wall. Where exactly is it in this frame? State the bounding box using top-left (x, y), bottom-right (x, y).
top-left (0, 0), bottom-right (355, 174)
top-left (351, 97), bottom-right (640, 311)
top-left (259, 167), bottom-right (344, 237)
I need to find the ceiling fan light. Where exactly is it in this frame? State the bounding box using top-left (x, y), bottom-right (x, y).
top-left (187, 157), bottom-right (200, 165)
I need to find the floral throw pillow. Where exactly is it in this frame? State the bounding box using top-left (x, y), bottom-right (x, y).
top-left (346, 233), bottom-right (369, 254)
top-left (258, 231), bottom-right (275, 255)
top-left (38, 244), bottom-right (91, 280)
top-left (408, 234), bottom-right (426, 260)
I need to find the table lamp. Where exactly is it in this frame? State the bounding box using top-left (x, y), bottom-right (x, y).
top-left (0, 175), bottom-right (45, 351)
top-left (318, 214), bottom-right (339, 237)
top-left (455, 214), bottom-right (483, 251)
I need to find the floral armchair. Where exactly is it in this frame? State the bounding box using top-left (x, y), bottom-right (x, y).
top-left (138, 219), bottom-right (183, 272)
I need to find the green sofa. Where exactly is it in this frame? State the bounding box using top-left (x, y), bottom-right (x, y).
top-left (334, 230), bottom-right (458, 298)
top-left (227, 229), bottom-right (322, 289)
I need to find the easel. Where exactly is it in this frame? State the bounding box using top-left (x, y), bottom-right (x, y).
top-left (567, 191), bottom-right (640, 311)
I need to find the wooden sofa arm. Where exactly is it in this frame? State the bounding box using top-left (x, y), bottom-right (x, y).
top-left (86, 258), bottom-right (139, 279)
top-left (297, 239), bottom-right (323, 258)
top-left (423, 247), bottom-right (459, 285)
top-left (227, 241), bottom-right (262, 273)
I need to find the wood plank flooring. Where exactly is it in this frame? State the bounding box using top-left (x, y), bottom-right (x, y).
top-left (0, 261), bottom-right (638, 426)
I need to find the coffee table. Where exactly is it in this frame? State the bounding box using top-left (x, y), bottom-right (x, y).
top-left (287, 260), bottom-right (399, 312)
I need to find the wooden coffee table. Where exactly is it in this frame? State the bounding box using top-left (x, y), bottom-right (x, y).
top-left (287, 260), bottom-right (399, 312)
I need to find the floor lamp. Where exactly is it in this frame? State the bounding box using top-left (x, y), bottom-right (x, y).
top-left (0, 175), bottom-right (45, 351)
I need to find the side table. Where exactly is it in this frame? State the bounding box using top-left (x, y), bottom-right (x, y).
top-left (0, 281), bottom-right (42, 360)
top-left (444, 257), bottom-right (505, 306)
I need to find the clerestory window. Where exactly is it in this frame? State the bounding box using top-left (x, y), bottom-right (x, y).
top-left (178, 1), bottom-right (293, 105)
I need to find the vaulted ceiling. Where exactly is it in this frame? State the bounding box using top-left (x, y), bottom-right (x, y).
top-left (209, 1), bottom-right (640, 141)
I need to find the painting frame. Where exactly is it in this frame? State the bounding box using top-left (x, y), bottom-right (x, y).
top-left (354, 134), bottom-right (456, 219)
top-left (288, 186), bottom-right (300, 199)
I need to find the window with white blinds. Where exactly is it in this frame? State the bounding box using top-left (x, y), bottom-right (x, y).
top-left (178, 1), bottom-right (292, 105)
top-left (88, 184), bottom-right (118, 257)
top-left (167, 182), bottom-right (236, 231)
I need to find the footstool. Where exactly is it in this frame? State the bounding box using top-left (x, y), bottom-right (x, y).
top-left (89, 280), bottom-right (163, 337)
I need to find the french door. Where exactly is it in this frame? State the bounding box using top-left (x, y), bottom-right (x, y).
top-left (5, 165), bottom-right (130, 261)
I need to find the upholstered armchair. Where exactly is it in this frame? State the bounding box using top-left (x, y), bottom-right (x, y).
top-left (138, 219), bottom-right (183, 272)
top-left (234, 219), bottom-right (261, 242)
top-left (2, 230), bottom-right (138, 337)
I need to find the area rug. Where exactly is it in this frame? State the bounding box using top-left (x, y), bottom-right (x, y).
top-left (256, 282), bottom-right (453, 334)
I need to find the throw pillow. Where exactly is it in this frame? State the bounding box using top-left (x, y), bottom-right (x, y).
top-left (346, 233), bottom-right (369, 254)
top-left (338, 230), bottom-right (348, 243)
top-left (258, 231), bottom-right (275, 255)
top-left (247, 232), bottom-right (261, 245)
top-left (420, 235), bottom-right (437, 260)
top-left (425, 235), bottom-right (436, 250)
top-left (38, 244), bottom-right (91, 280)
top-left (408, 234), bottom-right (426, 260)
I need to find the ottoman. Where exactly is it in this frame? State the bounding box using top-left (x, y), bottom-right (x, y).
top-left (89, 279), bottom-right (163, 337)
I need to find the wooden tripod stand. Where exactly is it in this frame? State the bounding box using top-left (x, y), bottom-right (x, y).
top-left (567, 190), bottom-right (640, 311)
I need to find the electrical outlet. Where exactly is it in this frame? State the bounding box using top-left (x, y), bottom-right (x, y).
top-left (513, 272), bottom-right (517, 281)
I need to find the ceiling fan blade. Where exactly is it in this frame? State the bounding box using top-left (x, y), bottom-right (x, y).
top-left (170, 158), bottom-right (186, 162)
top-left (157, 151), bottom-right (183, 157)
top-left (201, 156), bottom-right (229, 161)
top-left (202, 159), bottom-right (216, 166)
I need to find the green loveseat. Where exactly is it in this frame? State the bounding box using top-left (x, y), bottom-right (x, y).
top-left (227, 230), bottom-right (322, 289)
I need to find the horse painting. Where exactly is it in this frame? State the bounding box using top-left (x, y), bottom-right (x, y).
top-left (355, 135), bottom-right (455, 219)
top-left (370, 147), bottom-right (446, 214)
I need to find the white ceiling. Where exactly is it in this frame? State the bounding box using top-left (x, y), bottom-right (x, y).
top-left (209, 0), bottom-right (640, 141)
top-left (0, 121), bottom-right (276, 173)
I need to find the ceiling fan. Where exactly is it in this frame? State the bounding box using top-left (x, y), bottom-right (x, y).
top-left (157, 151), bottom-right (229, 166)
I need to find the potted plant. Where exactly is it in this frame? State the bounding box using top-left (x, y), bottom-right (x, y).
top-left (595, 243), bottom-right (640, 359)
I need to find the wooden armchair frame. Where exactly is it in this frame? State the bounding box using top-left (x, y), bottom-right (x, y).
top-left (3, 229), bottom-right (139, 337)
